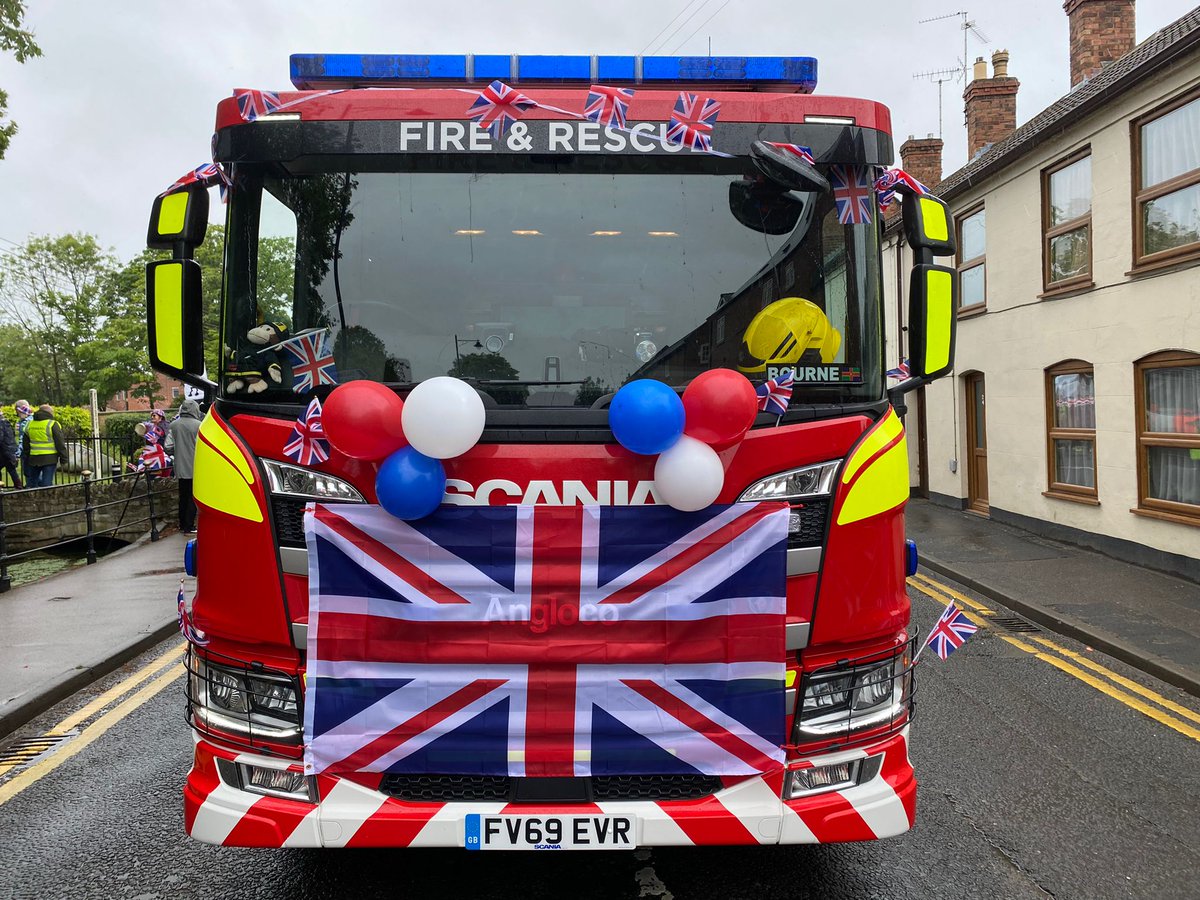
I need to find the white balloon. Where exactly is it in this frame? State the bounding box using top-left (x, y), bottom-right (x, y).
top-left (402, 377), bottom-right (486, 459)
top-left (653, 435), bottom-right (725, 512)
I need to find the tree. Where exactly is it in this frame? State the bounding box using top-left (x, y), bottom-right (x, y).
top-left (0, 1), bottom-right (41, 159)
top-left (0, 233), bottom-right (117, 405)
top-left (448, 352), bottom-right (529, 405)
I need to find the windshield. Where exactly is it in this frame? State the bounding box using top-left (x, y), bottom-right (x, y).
top-left (223, 155), bottom-right (882, 410)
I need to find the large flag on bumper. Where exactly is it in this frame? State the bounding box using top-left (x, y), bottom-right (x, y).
top-left (303, 502), bottom-right (789, 778)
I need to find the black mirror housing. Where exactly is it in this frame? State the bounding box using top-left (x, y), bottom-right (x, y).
top-left (902, 191), bottom-right (956, 258)
top-left (147, 183), bottom-right (209, 251)
top-left (146, 259), bottom-right (207, 384)
top-left (749, 140), bottom-right (830, 193)
top-left (907, 263), bottom-right (958, 381)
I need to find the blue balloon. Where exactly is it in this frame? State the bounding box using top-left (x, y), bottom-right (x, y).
top-left (375, 446), bottom-right (447, 520)
top-left (609, 379), bottom-right (685, 455)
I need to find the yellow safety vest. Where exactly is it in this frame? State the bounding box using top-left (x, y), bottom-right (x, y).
top-left (26, 418), bottom-right (58, 458)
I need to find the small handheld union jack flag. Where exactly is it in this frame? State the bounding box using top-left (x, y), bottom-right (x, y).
top-left (177, 581), bottom-right (209, 647)
top-left (468, 80), bottom-right (535, 140)
top-left (667, 92), bottom-right (720, 152)
top-left (887, 358), bottom-right (911, 380)
top-left (138, 444), bottom-right (171, 472)
top-left (234, 88), bottom-right (282, 122)
top-left (766, 142), bottom-right (815, 164)
top-left (874, 167), bottom-right (929, 212)
top-left (279, 329), bottom-right (339, 393)
top-left (830, 165), bottom-right (874, 225)
top-left (924, 601), bottom-right (978, 660)
top-left (756, 369), bottom-right (795, 417)
top-left (284, 397), bottom-right (330, 467)
top-left (583, 85), bottom-right (635, 130)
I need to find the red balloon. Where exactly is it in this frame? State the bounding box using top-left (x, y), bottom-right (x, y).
top-left (322, 382), bottom-right (407, 460)
top-left (682, 369), bottom-right (759, 446)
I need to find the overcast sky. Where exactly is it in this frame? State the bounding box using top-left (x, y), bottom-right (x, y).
top-left (0, 0), bottom-right (1195, 260)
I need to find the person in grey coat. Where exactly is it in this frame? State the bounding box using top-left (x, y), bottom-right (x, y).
top-left (165, 399), bottom-right (203, 533)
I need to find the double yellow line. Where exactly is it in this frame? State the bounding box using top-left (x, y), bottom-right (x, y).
top-left (908, 572), bottom-right (1200, 743)
top-left (0, 642), bottom-right (188, 806)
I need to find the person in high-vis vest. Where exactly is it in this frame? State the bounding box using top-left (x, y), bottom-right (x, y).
top-left (22, 404), bottom-right (68, 488)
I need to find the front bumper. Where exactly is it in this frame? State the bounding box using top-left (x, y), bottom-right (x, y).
top-left (184, 728), bottom-right (915, 848)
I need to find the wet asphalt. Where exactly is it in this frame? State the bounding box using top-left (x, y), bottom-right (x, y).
top-left (1, 570), bottom-right (1198, 900)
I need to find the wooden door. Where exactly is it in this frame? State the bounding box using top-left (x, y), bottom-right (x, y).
top-left (965, 373), bottom-right (989, 513)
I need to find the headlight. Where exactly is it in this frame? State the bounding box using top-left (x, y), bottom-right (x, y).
top-left (262, 459), bottom-right (364, 502)
top-left (738, 461), bottom-right (841, 502)
top-left (794, 646), bottom-right (913, 742)
top-left (189, 654), bottom-right (302, 744)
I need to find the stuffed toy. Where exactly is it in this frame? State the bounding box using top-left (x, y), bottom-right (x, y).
top-left (226, 322), bottom-right (290, 394)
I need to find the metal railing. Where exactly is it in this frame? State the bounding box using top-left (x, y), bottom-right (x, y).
top-left (0, 468), bottom-right (175, 593)
top-left (1, 436), bottom-right (143, 488)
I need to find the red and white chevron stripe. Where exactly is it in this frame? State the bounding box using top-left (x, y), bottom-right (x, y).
top-left (185, 730), bottom-right (914, 847)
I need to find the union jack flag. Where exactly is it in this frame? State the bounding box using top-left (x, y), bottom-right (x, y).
top-left (234, 88), bottom-right (282, 122)
top-left (756, 369), bottom-right (794, 417)
top-left (830, 165), bottom-right (873, 225)
top-left (468, 80), bottom-right (535, 140)
top-left (178, 581), bottom-right (209, 647)
top-left (766, 142), bottom-right (815, 164)
top-left (161, 162), bottom-right (231, 199)
top-left (303, 503), bottom-right (789, 778)
top-left (874, 167), bottom-right (929, 212)
top-left (666, 92), bottom-right (720, 152)
top-left (283, 397), bottom-right (330, 467)
top-left (887, 358), bottom-right (911, 380)
top-left (925, 601), bottom-right (978, 660)
top-left (583, 84), bottom-right (635, 129)
top-left (279, 329), bottom-right (339, 393)
top-left (138, 444), bottom-right (171, 472)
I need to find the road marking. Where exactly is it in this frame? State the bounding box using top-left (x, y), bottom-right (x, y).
top-left (49, 643), bottom-right (186, 736)
top-left (909, 575), bottom-right (1200, 744)
top-left (910, 572), bottom-right (994, 615)
top-left (0, 663), bottom-right (185, 806)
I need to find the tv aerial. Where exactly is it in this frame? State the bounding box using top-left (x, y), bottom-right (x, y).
top-left (919, 10), bottom-right (991, 88)
top-left (912, 67), bottom-right (961, 138)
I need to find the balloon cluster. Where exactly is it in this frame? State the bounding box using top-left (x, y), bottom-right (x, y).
top-left (610, 369), bottom-right (758, 511)
top-left (321, 378), bottom-right (485, 520)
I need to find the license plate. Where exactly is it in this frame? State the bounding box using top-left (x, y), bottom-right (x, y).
top-left (464, 814), bottom-right (636, 851)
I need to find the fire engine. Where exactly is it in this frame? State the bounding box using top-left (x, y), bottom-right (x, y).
top-left (146, 53), bottom-right (958, 849)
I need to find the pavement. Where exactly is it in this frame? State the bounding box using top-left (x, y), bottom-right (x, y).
top-left (0, 531), bottom-right (189, 737)
top-left (1, 500), bottom-right (1198, 738)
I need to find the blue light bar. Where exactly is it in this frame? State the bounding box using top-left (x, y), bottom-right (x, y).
top-left (289, 54), bottom-right (817, 93)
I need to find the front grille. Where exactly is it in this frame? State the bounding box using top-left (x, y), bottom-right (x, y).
top-left (271, 496), bottom-right (308, 547)
top-left (379, 774), bottom-right (722, 803)
top-left (789, 499), bottom-right (828, 548)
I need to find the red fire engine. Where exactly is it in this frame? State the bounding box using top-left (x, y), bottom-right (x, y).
top-left (146, 53), bottom-right (958, 849)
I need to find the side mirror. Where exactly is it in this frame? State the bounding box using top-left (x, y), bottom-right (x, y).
top-left (749, 141), bottom-right (830, 193)
top-left (147, 183), bottom-right (209, 252)
top-left (907, 264), bottom-right (957, 381)
top-left (728, 178), bottom-right (807, 235)
top-left (902, 192), bottom-right (956, 258)
top-left (147, 259), bottom-right (210, 387)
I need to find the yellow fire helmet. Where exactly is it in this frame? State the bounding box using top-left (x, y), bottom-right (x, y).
top-left (736, 297), bottom-right (843, 374)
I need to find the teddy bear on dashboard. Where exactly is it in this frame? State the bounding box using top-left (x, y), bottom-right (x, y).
top-left (225, 322), bottom-right (290, 394)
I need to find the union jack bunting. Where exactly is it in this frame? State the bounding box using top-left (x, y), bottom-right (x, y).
top-left (283, 397), bottom-right (330, 467)
top-left (138, 444), bottom-right (171, 472)
top-left (303, 503), bottom-right (789, 778)
top-left (279, 329), bottom-right (339, 393)
top-left (830, 165), bottom-right (874, 225)
top-left (583, 84), bottom-right (635, 129)
top-left (756, 369), bottom-right (794, 417)
top-left (161, 162), bottom-right (231, 199)
top-left (925, 601), bottom-right (978, 660)
top-left (886, 358), bottom-right (911, 380)
top-left (467, 80), bottom-right (535, 140)
top-left (234, 88), bottom-right (282, 122)
top-left (666, 92), bottom-right (720, 152)
top-left (874, 167), bottom-right (929, 212)
top-left (177, 582), bottom-right (209, 647)
top-left (766, 142), bottom-right (815, 164)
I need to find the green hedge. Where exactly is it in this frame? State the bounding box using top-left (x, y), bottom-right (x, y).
top-left (2, 404), bottom-right (92, 438)
top-left (103, 412), bottom-right (153, 445)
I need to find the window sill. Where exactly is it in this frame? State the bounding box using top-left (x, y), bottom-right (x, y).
top-left (1038, 280), bottom-right (1094, 300)
top-left (1126, 250), bottom-right (1200, 278)
top-left (957, 304), bottom-right (987, 320)
top-left (1130, 506), bottom-right (1200, 527)
top-left (1043, 490), bottom-right (1099, 506)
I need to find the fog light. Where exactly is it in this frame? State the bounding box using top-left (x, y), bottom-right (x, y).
top-left (238, 763), bottom-right (313, 801)
top-left (785, 761), bottom-right (858, 798)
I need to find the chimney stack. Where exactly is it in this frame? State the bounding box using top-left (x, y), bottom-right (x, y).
top-left (899, 134), bottom-right (944, 191)
top-left (964, 49), bottom-right (1020, 158)
top-left (1064, 0), bottom-right (1135, 87)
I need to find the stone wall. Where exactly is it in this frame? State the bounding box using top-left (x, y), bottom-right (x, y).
top-left (1, 476), bottom-right (177, 555)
